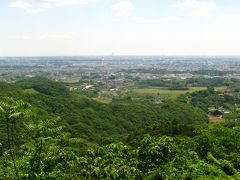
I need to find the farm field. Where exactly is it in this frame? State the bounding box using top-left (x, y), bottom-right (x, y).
top-left (208, 115), bottom-right (224, 123)
top-left (133, 86), bottom-right (228, 99)
top-left (92, 86), bottom-right (229, 103)
top-left (214, 86), bottom-right (228, 92)
top-left (93, 97), bottom-right (112, 104)
top-left (134, 87), bottom-right (206, 95)
top-left (22, 88), bottom-right (39, 94)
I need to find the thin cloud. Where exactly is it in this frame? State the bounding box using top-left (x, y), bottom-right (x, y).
top-left (174, 0), bottom-right (216, 9)
top-left (9, 0), bottom-right (45, 14)
top-left (9, 0), bottom-right (94, 14)
top-left (174, 0), bottom-right (216, 17)
top-left (112, 1), bottom-right (135, 17)
top-left (35, 0), bottom-right (93, 6)
top-left (9, 1), bottom-right (33, 9)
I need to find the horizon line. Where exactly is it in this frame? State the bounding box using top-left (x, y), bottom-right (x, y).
top-left (1, 55), bottom-right (240, 58)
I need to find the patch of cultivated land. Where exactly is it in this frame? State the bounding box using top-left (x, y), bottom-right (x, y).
top-left (209, 115), bottom-right (225, 123)
top-left (92, 86), bottom-right (228, 103)
top-left (22, 88), bottom-right (39, 94)
top-left (214, 86), bottom-right (228, 92)
top-left (133, 86), bottom-right (227, 98)
top-left (133, 87), bottom-right (207, 98)
top-left (93, 97), bottom-right (112, 104)
top-left (134, 86), bottom-right (228, 97)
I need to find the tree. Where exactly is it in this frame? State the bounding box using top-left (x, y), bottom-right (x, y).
top-left (0, 97), bottom-right (32, 178)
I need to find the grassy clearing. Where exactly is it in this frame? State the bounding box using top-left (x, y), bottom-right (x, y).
top-left (93, 97), bottom-right (112, 104)
top-left (133, 87), bottom-right (207, 97)
top-left (22, 88), bottom-right (39, 94)
top-left (209, 115), bottom-right (225, 123)
top-left (133, 86), bottom-right (229, 99)
top-left (132, 87), bottom-right (207, 99)
top-left (215, 86), bottom-right (228, 92)
top-left (93, 86), bottom-right (229, 103)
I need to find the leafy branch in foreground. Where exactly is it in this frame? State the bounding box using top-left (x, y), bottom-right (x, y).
top-left (0, 97), bottom-right (85, 179)
top-left (0, 97), bottom-right (32, 178)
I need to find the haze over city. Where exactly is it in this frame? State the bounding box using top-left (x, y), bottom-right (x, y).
top-left (1, 0), bottom-right (240, 56)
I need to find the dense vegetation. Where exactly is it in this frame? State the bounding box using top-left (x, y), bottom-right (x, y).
top-left (139, 77), bottom-right (229, 89)
top-left (0, 77), bottom-right (208, 144)
top-left (0, 77), bottom-right (240, 179)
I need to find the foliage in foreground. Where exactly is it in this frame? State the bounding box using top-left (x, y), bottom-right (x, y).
top-left (0, 98), bottom-right (240, 179)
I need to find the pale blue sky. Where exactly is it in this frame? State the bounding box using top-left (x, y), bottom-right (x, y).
top-left (1, 0), bottom-right (240, 56)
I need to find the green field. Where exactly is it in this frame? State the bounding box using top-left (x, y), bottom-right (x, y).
top-left (93, 86), bottom-right (228, 103)
top-left (93, 97), bottom-right (112, 104)
top-left (214, 86), bottom-right (228, 92)
top-left (22, 88), bottom-right (39, 94)
top-left (133, 86), bottom-right (227, 99)
top-left (134, 87), bottom-right (206, 94)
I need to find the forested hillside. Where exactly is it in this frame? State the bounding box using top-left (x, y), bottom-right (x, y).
top-left (0, 77), bottom-right (240, 179)
top-left (0, 77), bottom-right (208, 144)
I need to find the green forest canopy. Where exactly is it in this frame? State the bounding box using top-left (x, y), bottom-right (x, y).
top-left (0, 77), bottom-right (240, 179)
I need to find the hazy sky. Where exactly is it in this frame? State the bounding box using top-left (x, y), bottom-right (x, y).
top-left (1, 0), bottom-right (240, 56)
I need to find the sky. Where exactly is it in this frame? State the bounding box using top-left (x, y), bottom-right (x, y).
top-left (0, 0), bottom-right (240, 56)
